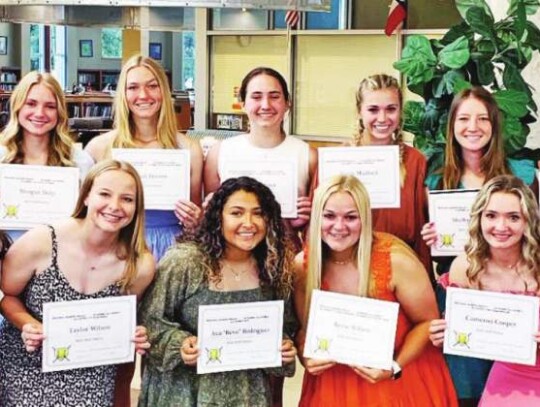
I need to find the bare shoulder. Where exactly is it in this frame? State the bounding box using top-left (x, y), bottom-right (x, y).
top-left (130, 251), bottom-right (156, 297)
top-left (175, 132), bottom-right (192, 149)
top-left (84, 130), bottom-right (116, 161)
top-left (293, 252), bottom-right (306, 280)
top-left (6, 225), bottom-right (52, 268)
top-left (449, 254), bottom-right (471, 287)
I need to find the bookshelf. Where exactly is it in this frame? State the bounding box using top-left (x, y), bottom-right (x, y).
top-left (0, 67), bottom-right (21, 91)
top-left (77, 69), bottom-right (120, 92)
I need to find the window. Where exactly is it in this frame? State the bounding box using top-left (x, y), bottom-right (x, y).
top-left (101, 28), bottom-right (122, 59)
top-left (182, 31), bottom-right (195, 89)
top-left (50, 26), bottom-right (66, 88)
top-left (30, 24), bottom-right (44, 71)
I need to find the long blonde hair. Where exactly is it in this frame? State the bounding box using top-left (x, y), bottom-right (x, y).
top-left (113, 54), bottom-right (178, 149)
top-left (305, 175), bottom-right (373, 319)
top-left (441, 87), bottom-right (511, 189)
top-left (465, 175), bottom-right (540, 287)
top-left (0, 71), bottom-right (74, 166)
top-left (71, 159), bottom-right (148, 292)
top-left (354, 74), bottom-right (406, 186)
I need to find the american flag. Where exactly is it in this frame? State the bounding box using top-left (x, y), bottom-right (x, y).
top-left (385, 0), bottom-right (407, 36)
top-left (285, 9), bottom-right (300, 29)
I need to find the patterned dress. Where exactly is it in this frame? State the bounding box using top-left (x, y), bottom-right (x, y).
top-left (138, 243), bottom-right (297, 407)
top-left (0, 226), bottom-right (121, 407)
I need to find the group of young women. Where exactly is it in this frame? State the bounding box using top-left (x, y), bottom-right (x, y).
top-left (0, 52), bottom-right (538, 407)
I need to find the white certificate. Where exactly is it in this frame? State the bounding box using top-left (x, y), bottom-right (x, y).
top-left (304, 289), bottom-right (399, 370)
top-left (42, 296), bottom-right (136, 372)
top-left (318, 146), bottom-right (400, 208)
top-left (112, 148), bottom-right (190, 210)
top-left (444, 287), bottom-right (539, 365)
top-left (197, 300), bottom-right (284, 374)
top-left (0, 164), bottom-right (80, 230)
top-left (429, 189), bottom-right (478, 256)
top-left (221, 157), bottom-right (298, 218)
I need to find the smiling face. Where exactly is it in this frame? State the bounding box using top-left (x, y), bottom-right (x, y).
top-left (359, 88), bottom-right (401, 145)
top-left (321, 191), bottom-right (362, 255)
top-left (242, 74), bottom-right (289, 132)
top-left (453, 97), bottom-right (493, 154)
top-left (222, 190), bottom-right (267, 257)
top-left (125, 66), bottom-right (163, 120)
top-left (18, 83), bottom-right (58, 139)
top-left (84, 170), bottom-right (137, 234)
top-left (481, 192), bottom-right (526, 251)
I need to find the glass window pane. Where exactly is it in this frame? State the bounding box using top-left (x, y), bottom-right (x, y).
top-left (211, 36), bottom-right (288, 114)
top-left (182, 31), bottom-right (195, 89)
top-left (212, 9), bottom-right (269, 30)
top-left (306, 0), bottom-right (340, 29)
top-left (274, 10), bottom-right (288, 29)
top-left (294, 35), bottom-right (397, 138)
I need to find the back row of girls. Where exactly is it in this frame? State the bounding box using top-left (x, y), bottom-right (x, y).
top-left (0, 55), bottom-right (538, 407)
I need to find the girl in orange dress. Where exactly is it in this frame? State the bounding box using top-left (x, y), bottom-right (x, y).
top-left (294, 174), bottom-right (457, 406)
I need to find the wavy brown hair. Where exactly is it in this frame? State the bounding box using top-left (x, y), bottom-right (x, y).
top-left (440, 86), bottom-right (511, 189)
top-left (465, 175), bottom-right (540, 288)
top-left (72, 159), bottom-right (148, 292)
top-left (193, 176), bottom-right (294, 298)
top-left (0, 71), bottom-right (74, 166)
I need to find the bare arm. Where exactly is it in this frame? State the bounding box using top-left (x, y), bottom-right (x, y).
top-left (202, 141), bottom-right (222, 196)
top-left (129, 251), bottom-right (156, 300)
top-left (84, 130), bottom-right (115, 162)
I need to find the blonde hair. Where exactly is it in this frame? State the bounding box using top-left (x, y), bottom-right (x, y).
top-left (0, 71), bottom-right (74, 166)
top-left (465, 175), bottom-right (540, 287)
top-left (441, 87), bottom-right (511, 189)
top-left (72, 159), bottom-right (148, 292)
top-left (113, 54), bottom-right (177, 149)
top-left (354, 74), bottom-right (406, 186)
top-left (305, 175), bottom-right (373, 319)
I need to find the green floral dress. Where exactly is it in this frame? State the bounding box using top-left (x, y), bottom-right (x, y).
top-left (138, 243), bottom-right (297, 407)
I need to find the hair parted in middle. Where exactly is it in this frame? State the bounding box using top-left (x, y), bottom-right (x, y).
top-left (465, 174), bottom-right (540, 287)
top-left (440, 86), bottom-right (511, 189)
top-left (305, 174), bottom-right (373, 319)
top-left (194, 176), bottom-right (294, 298)
top-left (72, 159), bottom-right (148, 292)
top-left (113, 54), bottom-right (178, 150)
top-left (354, 73), bottom-right (406, 185)
top-left (0, 71), bottom-right (74, 167)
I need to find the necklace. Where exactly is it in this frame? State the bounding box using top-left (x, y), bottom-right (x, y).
top-left (329, 257), bottom-right (353, 266)
top-left (134, 136), bottom-right (159, 145)
top-left (222, 258), bottom-right (256, 281)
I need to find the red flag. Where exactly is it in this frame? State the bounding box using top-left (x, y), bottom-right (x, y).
top-left (285, 9), bottom-right (300, 28)
top-left (385, 0), bottom-right (407, 36)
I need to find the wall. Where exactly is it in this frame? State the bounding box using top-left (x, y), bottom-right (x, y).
top-left (0, 23), bottom-right (20, 68)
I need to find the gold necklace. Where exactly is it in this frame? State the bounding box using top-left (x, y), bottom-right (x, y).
top-left (329, 257), bottom-right (353, 266)
top-left (222, 258), bottom-right (256, 281)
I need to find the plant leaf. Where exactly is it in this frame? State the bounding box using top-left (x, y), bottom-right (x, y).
top-left (502, 113), bottom-right (527, 154)
top-left (474, 59), bottom-right (495, 85)
top-left (524, 21), bottom-right (540, 50)
top-left (508, 0), bottom-right (540, 16)
top-left (439, 36), bottom-right (470, 69)
top-left (494, 89), bottom-right (529, 117)
top-left (513, 0), bottom-right (527, 38)
top-left (466, 6), bottom-right (496, 39)
top-left (441, 21), bottom-right (473, 45)
top-left (502, 61), bottom-right (530, 94)
top-left (455, 0), bottom-right (494, 21)
top-left (393, 36), bottom-right (437, 85)
top-left (453, 78), bottom-right (473, 93)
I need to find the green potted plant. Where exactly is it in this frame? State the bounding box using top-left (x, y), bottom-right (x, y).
top-left (393, 0), bottom-right (540, 172)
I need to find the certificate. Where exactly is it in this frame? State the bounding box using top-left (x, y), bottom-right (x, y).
top-left (112, 148), bottom-right (190, 210)
top-left (220, 157), bottom-right (298, 218)
top-left (304, 289), bottom-right (399, 370)
top-left (318, 146), bottom-right (400, 208)
top-left (0, 164), bottom-right (80, 230)
top-left (429, 189), bottom-right (478, 256)
top-left (444, 287), bottom-right (539, 365)
top-left (197, 300), bottom-right (284, 374)
top-left (42, 296), bottom-right (136, 372)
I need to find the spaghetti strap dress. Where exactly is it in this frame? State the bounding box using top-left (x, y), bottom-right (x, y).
top-left (145, 209), bottom-right (182, 261)
top-left (298, 233), bottom-right (458, 407)
top-left (0, 226), bottom-right (121, 407)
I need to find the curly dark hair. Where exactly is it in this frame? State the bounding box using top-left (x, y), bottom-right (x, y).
top-left (196, 176), bottom-right (294, 298)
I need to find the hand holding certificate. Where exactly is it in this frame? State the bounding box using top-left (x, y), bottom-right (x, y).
top-left (304, 290), bottom-right (399, 370)
top-left (42, 296), bottom-right (137, 372)
top-left (444, 287), bottom-right (539, 365)
top-left (196, 300), bottom-right (284, 374)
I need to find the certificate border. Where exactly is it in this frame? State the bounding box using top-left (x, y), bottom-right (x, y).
top-left (111, 148), bottom-right (191, 210)
top-left (42, 295), bottom-right (136, 372)
top-left (0, 164), bottom-right (80, 230)
top-left (318, 145), bottom-right (400, 209)
top-left (196, 300), bottom-right (284, 374)
top-left (444, 287), bottom-right (539, 365)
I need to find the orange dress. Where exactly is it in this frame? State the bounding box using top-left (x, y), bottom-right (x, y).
top-left (299, 233), bottom-right (458, 407)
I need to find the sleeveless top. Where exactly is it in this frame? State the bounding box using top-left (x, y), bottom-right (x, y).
top-left (218, 134), bottom-right (310, 195)
top-left (0, 226), bottom-right (121, 407)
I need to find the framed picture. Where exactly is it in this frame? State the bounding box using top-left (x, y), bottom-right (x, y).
top-left (0, 37), bottom-right (7, 55)
top-left (149, 42), bottom-right (162, 60)
top-left (79, 40), bottom-right (93, 58)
